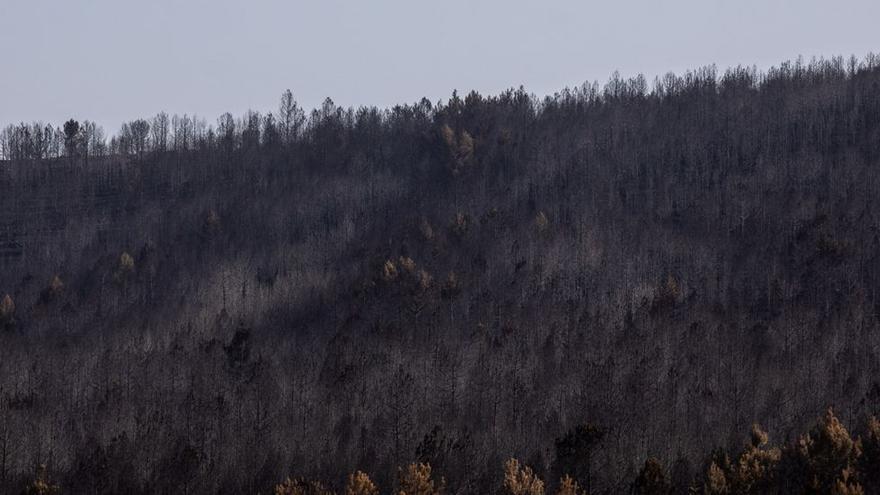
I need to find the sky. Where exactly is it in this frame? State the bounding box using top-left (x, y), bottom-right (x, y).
top-left (1, 0), bottom-right (878, 134)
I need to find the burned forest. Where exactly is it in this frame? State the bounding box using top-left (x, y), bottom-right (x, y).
top-left (2, 55), bottom-right (880, 494)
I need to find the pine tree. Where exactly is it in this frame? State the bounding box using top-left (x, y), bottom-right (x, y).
top-left (727, 424), bottom-right (781, 493)
top-left (703, 461), bottom-right (729, 495)
top-left (22, 464), bottom-right (60, 495)
top-left (790, 408), bottom-right (862, 494)
top-left (554, 475), bottom-right (584, 495)
top-left (398, 463), bottom-right (443, 495)
top-left (345, 471), bottom-right (378, 495)
top-left (398, 256), bottom-right (416, 275)
top-left (831, 467), bottom-right (864, 495)
top-left (503, 458), bottom-right (545, 495)
top-left (382, 260), bottom-right (399, 282)
top-left (858, 416), bottom-right (880, 492)
top-left (439, 125), bottom-right (474, 176)
top-left (275, 477), bottom-right (334, 495)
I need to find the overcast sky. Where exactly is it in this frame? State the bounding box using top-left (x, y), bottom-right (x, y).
top-left (1, 0), bottom-right (878, 133)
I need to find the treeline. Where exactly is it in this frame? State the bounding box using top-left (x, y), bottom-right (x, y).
top-left (0, 95), bottom-right (295, 162)
top-left (18, 408), bottom-right (880, 494)
top-left (4, 54), bottom-right (879, 165)
top-left (2, 53), bottom-right (880, 494)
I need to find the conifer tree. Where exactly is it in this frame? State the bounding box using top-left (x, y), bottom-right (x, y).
top-left (345, 471), bottom-right (378, 495)
top-left (703, 461), bottom-right (729, 495)
top-left (788, 408), bottom-right (862, 494)
top-left (727, 424), bottom-right (781, 493)
top-left (275, 477), bottom-right (334, 495)
top-left (382, 260), bottom-right (399, 282)
top-left (858, 416), bottom-right (880, 492)
top-left (503, 458), bottom-right (545, 495)
top-left (831, 467), bottom-right (864, 495)
top-left (22, 464), bottom-right (60, 495)
top-left (398, 463), bottom-right (443, 495)
top-left (555, 474), bottom-right (584, 495)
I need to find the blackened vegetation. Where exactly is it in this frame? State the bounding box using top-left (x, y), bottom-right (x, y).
top-left (1, 55), bottom-right (880, 493)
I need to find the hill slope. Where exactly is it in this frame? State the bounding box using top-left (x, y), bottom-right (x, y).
top-left (1, 55), bottom-right (880, 493)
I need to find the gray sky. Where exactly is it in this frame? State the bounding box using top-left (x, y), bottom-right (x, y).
top-left (1, 0), bottom-right (878, 133)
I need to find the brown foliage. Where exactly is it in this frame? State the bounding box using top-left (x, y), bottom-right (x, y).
top-left (398, 256), bottom-right (417, 275)
top-left (345, 470), bottom-right (378, 495)
top-left (275, 477), bottom-right (335, 495)
top-left (114, 251), bottom-right (135, 284)
top-left (794, 408), bottom-right (861, 493)
top-left (22, 464), bottom-right (60, 495)
top-left (831, 467), bottom-right (864, 495)
top-left (398, 462), bottom-right (443, 495)
top-left (382, 260), bottom-right (399, 282)
top-left (859, 416), bottom-right (880, 491)
top-left (554, 475), bottom-right (584, 495)
top-left (704, 461), bottom-right (729, 495)
top-left (503, 458), bottom-right (545, 495)
top-left (440, 124), bottom-right (474, 175)
top-left (728, 425), bottom-right (781, 493)
top-left (749, 423), bottom-right (769, 448)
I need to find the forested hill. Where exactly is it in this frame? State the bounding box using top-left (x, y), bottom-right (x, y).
top-left (2, 55), bottom-right (880, 494)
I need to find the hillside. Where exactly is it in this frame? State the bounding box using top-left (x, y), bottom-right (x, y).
top-left (2, 55), bottom-right (880, 494)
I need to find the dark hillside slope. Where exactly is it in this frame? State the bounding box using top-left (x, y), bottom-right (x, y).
top-left (1, 56), bottom-right (880, 493)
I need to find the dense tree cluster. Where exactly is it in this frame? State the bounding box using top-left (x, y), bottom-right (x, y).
top-left (24, 408), bottom-right (876, 493)
top-left (0, 54), bottom-right (880, 493)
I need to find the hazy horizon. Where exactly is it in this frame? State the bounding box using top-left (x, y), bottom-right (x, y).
top-left (2, 0), bottom-right (878, 133)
